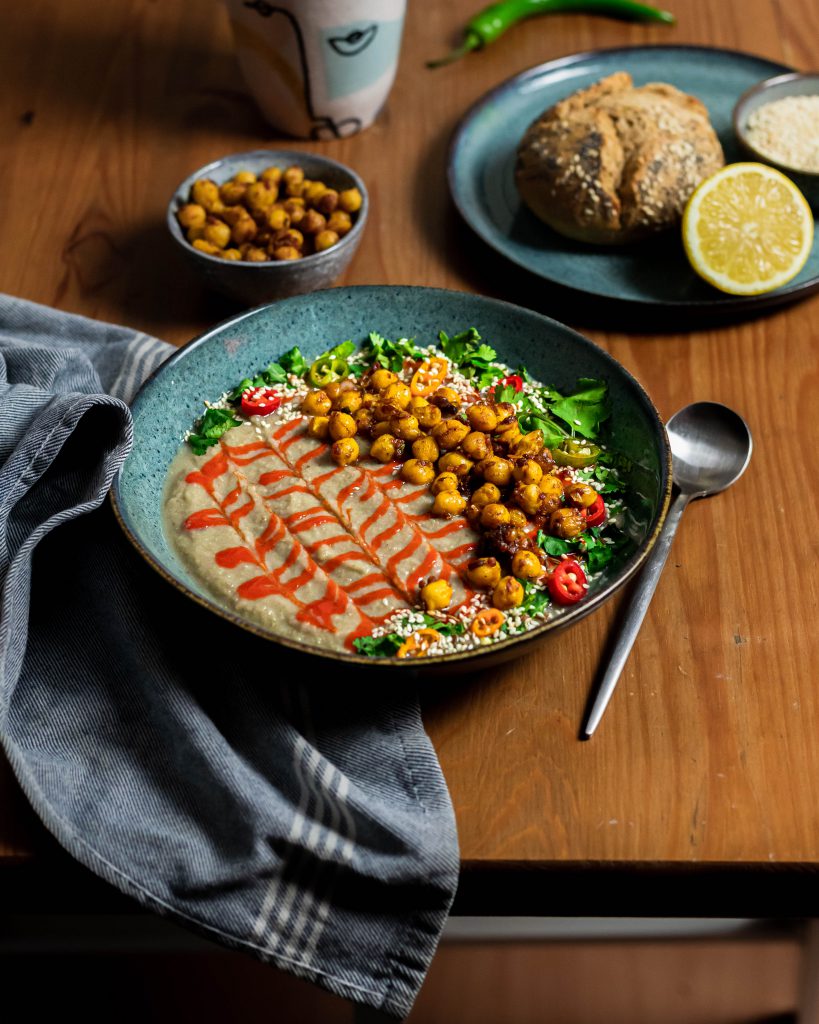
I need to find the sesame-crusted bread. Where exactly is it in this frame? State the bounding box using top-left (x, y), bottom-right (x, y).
top-left (515, 72), bottom-right (725, 245)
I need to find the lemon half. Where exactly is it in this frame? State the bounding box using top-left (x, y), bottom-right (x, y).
top-left (682, 162), bottom-right (814, 295)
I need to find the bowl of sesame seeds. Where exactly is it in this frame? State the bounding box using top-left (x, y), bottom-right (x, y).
top-left (733, 72), bottom-right (819, 207)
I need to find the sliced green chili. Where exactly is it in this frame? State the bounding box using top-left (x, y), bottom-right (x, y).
top-left (553, 437), bottom-right (602, 468)
top-left (308, 355), bottom-right (349, 388)
top-left (428, 0), bottom-right (675, 67)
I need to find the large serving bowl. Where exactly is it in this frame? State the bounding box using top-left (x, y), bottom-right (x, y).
top-left (112, 286), bottom-right (671, 671)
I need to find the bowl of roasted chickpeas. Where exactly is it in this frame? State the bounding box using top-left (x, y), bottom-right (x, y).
top-left (167, 149), bottom-right (368, 305)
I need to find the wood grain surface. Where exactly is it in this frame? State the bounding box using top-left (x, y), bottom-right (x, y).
top-left (3, 0), bottom-right (819, 898)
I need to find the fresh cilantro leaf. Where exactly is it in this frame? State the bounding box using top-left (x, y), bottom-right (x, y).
top-left (520, 582), bottom-right (551, 615)
top-left (330, 339), bottom-right (355, 359)
top-left (537, 533), bottom-right (578, 557)
top-left (549, 377), bottom-right (610, 438)
top-left (353, 633), bottom-right (403, 657)
top-left (364, 331), bottom-right (422, 372)
top-left (421, 613), bottom-right (466, 636)
top-left (279, 346), bottom-right (308, 376)
top-left (227, 378), bottom-right (254, 402)
top-left (523, 412), bottom-right (568, 448)
top-left (517, 365), bottom-right (536, 384)
top-left (262, 362), bottom-right (288, 385)
top-left (494, 384), bottom-right (520, 406)
top-left (188, 407), bottom-right (241, 455)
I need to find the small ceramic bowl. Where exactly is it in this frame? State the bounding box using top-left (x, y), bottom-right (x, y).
top-left (733, 72), bottom-right (819, 208)
top-left (166, 149), bottom-right (368, 305)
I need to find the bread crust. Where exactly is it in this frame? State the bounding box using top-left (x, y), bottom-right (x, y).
top-left (515, 72), bottom-right (725, 245)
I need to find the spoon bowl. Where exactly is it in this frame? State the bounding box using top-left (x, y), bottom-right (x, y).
top-left (667, 401), bottom-right (754, 497)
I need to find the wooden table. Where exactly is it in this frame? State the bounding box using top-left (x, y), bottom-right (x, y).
top-left (3, 0), bottom-right (819, 923)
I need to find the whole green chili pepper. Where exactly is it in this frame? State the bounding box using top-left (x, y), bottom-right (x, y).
top-left (428, 0), bottom-right (676, 68)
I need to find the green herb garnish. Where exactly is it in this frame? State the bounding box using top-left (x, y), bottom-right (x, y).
top-left (188, 408), bottom-right (242, 455)
top-left (279, 346), bottom-right (308, 376)
top-left (353, 634), bottom-right (404, 657)
top-left (364, 331), bottom-right (424, 372)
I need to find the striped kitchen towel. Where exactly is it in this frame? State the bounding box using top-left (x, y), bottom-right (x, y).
top-left (0, 295), bottom-right (459, 1019)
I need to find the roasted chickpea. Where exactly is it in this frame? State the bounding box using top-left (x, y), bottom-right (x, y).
top-left (432, 418), bottom-right (470, 450)
top-left (550, 507), bottom-right (587, 539)
top-left (324, 381), bottom-right (344, 401)
top-left (339, 187), bottom-right (363, 213)
top-left (192, 239), bottom-right (221, 256)
top-left (283, 165), bottom-right (305, 191)
top-left (328, 411), bottom-right (356, 440)
top-left (467, 403), bottom-right (498, 432)
top-left (219, 180), bottom-right (247, 206)
top-left (382, 382), bottom-right (412, 409)
top-left (461, 430), bottom-right (492, 461)
top-left (431, 471), bottom-right (459, 495)
top-left (305, 181), bottom-right (327, 204)
top-left (307, 415), bottom-right (330, 440)
top-left (301, 208), bottom-right (327, 235)
top-left (220, 248), bottom-right (242, 261)
top-left (267, 207), bottom-right (291, 231)
top-left (177, 203), bottom-right (206, 230)
top-left (539, 473), bottom-right (564, 499)
top-left (370, 433), bottom-right (403, 463)
top-left (566, 482), bottom-right (599, 508)
top-left (412, 435), bottom-right (440, 462)
top-left (402, 459), bottom-right (436, 485)
top-left (317, 189), bottom-right (340, 215)
top-left (466, 557), bottom-right (502, 590)
top-left (233, 170), bottom-right (257, 185)
top-left (495, 419), bottom-right (522, 447)
top-left (354, 408), bottom-right (375, 434)
top-left (493, 576), bottom-right (524, 610)
top-left (432, 491), bottom-right (467, 517)
top-left (203, 217), bottom-right (231, 249)
top-left (242, 246), bottom-right (268, 262)
top-left (191, 178), bottom-right (220, 210)
top-left (186, 226), bottom-right (205, 242)
top-left (513, 482), bottom-right (543, 516)
top-left (513, 429), bottom-right (545, 457)
top-left (315, 229), bottom-right (340, 252)
top-left (274, 228), bottom-right (304, 251)
top-left (408, 395), bottom-right (429, 415)
top-left (230, 215), bottom-right (258, 246)
top-left (371, 420), bottom-right (392, 438)
top-left (335, 390), bottom-right (363, 415)
top-left (331, 437), bottom-right (359, 466)
top-left (302, 389), bottom-right (332, 416)
top-left (391, 412), bottom-right (420, 441)
top-left (260, 166), bottom-right (282, 187)
top-left (513, 458), bottom-right (543, 485)
top-left (512, 550), bottom-right (543, 581)
top-left (245, 182), bottom-right (277, 213)
top-left (327, 210), bottom-right (352, 236)
top-left (481, 503), bottom-right (512, 528)
top-left (421, 579), bottom-right (453, 612)
top-left (370, 368), bottom-right (398, 391)
top-left (361, 392), bottom-right (379, 409)
top-left (273, 246), bottom-right (301, 261)
top-left (508, 508), bottom-right (528, 529)
top-left (438, 452), bottom-right (474, 477)
top-left (430, 386), bottom-right (462, 413)
top-left (480, 457), bottom-right (514, 487)
top-left (494, 402), bottom-right (517, 425)
top-left (283, 202), bottom-right (305, 226)
top-left (416, 404), bottom-right (443, 430)
top-left (471, 482), bottom-right (501, 508)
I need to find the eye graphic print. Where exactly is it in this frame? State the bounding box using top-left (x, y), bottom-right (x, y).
top-left (328, 25), bottom-right (378, 57)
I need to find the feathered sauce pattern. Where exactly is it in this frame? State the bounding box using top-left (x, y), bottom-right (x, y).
top-left (172, 417), bottom-right (478, 651)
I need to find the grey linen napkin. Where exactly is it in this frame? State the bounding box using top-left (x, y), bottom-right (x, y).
top-left (0, 295), bottom-right (459, 1018)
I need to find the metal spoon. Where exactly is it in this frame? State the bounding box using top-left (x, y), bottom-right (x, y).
top-left (583, 402), bottom-right (753, 738)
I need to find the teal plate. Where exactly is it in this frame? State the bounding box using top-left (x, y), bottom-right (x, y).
top-left (112, 286), bottom-right (671, 669)
top-left (449, 45), bottom-right (819, 312)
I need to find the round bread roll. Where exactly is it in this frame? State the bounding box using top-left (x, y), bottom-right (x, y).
top-left (515, 72), bottom-right (725, 245)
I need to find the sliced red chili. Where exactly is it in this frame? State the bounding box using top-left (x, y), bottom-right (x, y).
top-left (495, 374), bottom-right (524, 396)
top-left (583, 494), bottom-right (607, 528)
top-left (547, 559), bottom-right (587, 606)
top-left (241, 386), bottom-right (281, 417)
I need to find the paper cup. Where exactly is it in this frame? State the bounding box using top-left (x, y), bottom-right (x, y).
top-left (226, 0), bottom-right (406, 139)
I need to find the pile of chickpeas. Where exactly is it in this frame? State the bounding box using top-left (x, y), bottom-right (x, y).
top-left (176, 164), bottom-right (362, 262)
top-left (299, 364), bottom-right (602, 615)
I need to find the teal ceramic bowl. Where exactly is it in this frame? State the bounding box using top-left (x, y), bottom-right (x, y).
top-left (167, 149), bottom-right (368, 306)
top-left (112, 286), bottom-right (672, 670)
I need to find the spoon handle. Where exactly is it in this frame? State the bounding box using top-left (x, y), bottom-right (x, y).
top-left (583, 489), bottom-right (690, 737)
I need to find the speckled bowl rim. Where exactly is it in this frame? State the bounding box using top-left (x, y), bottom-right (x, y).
top-left (111, 285), bottom-right (673, 669)
top-left (447, 44), bottom-right (819, 314)
top-left (166, 148), bottom-right (369, 272)
top-left (733, 71), bottom-right (819, 177)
